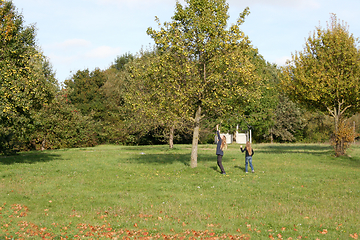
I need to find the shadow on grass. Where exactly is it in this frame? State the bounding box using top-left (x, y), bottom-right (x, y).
top-left (324, 154), bottom-right (360, 168)
top-left (255, 144), bottom-right (360, 167)
top-left (234, 165), bottom-right (246, 172)
top-left (128, 151), bottom-right (216, 166)
top-left (0, 151), bottom-right (63, 165)
top-left (255, 144), bottom-right (333, 156)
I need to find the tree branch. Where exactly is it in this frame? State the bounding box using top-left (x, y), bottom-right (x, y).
top-left (326, 105), bottom-right (336, 118)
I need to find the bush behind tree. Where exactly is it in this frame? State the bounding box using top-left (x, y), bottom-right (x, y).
top-left (28, 90), bottom-right (98, 150)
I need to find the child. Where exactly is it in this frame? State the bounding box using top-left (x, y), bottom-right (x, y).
top-left (216, 124), bottom-right (227, 174)
top-left (240, 141), bottom-right (254, 173)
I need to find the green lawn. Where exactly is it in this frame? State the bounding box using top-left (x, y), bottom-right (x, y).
top-left (1, 143), bottom-right (359, 239)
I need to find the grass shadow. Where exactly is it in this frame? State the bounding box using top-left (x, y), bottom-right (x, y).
top-left (0, 151), bottom-right (63, 165)
top-left (321, 154), bottom-right (360, 168)
top-left (255, 143), bottom-right (360, 168)
top-left (131, 153), bottom-right (190, 165)
top-left (127, 148), bottom-right (217, 165)
top-left (234, 165), bottom-right (246, 172)
top-left (210, 165), bottom-right (217, 171)
top-left (210, 165), bottom-right (223, 174)
top-left (135, 153), bottom-right (218, 165)
top-left (255, 144), bottom-right (333, 156)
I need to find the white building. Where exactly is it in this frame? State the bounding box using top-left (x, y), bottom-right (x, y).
top-left (216, 125), bottom-right (252, 144)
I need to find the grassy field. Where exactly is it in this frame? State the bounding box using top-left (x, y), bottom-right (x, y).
top-left (0, 143), bottom-right (359, 239)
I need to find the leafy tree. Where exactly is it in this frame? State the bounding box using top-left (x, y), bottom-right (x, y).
top-left (30, 89), bottom-right (97, 150)
top-left (137, 49), bottom-right (193, 148)
top-left (0, 0), bottom-right (58, 154)
top-left (119, 48), bottom-right (193, 147)
top-left (112, 52), bottom-right (134, 71)
top-left (282, 14), bottom-right (360, 156)
top-left (147, 0), bottom-right (260, 167)
top-left (64, 67), bottom-right (136, 144)
top-left (301, 111), bottom-right (333, 143)
top-left (101, 62), bottom-right (137, 144)
top-left (123, 49), bottom-right (170, 144)
top-left (64, 68), bottom-right (107, 118)
top-left (267, 94), bottom-right (305, 143)
top-left (240, 53), bottom-right (279, 142)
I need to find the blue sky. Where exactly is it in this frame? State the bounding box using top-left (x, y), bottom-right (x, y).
top-left (12, 0), bottom-right (360, 83)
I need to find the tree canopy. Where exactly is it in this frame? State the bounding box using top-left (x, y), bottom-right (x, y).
top-left (282, 14), bottom-right (360, 155)
top-left (0, 0), bottom-right (58, 153)
top-left (146, 0), bottom-right (261, 167)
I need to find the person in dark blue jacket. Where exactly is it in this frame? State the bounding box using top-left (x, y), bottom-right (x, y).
top-left (240, 141), bottom-right (255, 173)
top-left (216, 124), bottom-right (227, 175)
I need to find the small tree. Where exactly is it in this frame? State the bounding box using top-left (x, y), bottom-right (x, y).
top-left (282, 14), bottom-right (360, 156)
top-left (330, 120), bottom-right (357, 156)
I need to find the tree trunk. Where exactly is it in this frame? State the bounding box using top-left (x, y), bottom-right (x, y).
top-left (190, 105), bottom-right (201, 168)
top-left (332, 105), bottom-right (346, 156)
top-left (333, 109), bottom-right (341, 156)
top-left (353, 121), bottom-right (356, 144)
top-left (41, 137), bottom-right (46, 151)
top-left (169, 125), bottom-right (174, 149)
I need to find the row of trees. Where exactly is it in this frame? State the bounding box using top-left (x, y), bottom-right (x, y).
top-left (1, 0), bottom-right (359, 161)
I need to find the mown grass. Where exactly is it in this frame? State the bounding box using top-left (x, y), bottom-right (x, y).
top-left (0, 143), bottom-right (359, 239)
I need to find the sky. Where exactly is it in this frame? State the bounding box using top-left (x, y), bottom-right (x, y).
top-left (12, 0), bottom-right (360, 83)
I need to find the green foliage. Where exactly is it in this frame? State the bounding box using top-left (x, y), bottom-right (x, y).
top-left (0, 1), bottom-right (55, 121)
top-left (301, 111), bottom-right (333, 143)
top-left (119, 49), bottom-right (164, 143)
top-left (268, 94), bottom-right (305, 143)
top-left (146, 0), bottom-right (261, 166)
top-left (64, 68), bottom-right (107, 117)
top-left (112, 52), bottom-right (134, 71)
top-left (0, 127), bottom-right (16, 155)
top-left (29, 89), bottom-right (98, 150)
top-left (147, 0), bottom-right (259, 115)
top-left (282, 14), bottom-right (360, 155)
top-left (0, 0), bottom-right (58, 154)
top-left (98, 72), bottom-right (127, 144)
top-left (3, 1), bottom-right (359, 153)
top-left (241, 54), bottom-right (280, 142)
top-left (63, 68), bottom-right (130, 145)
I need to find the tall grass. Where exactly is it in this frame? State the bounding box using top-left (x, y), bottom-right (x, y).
top-left (0, 143), bottom-right (359, 239)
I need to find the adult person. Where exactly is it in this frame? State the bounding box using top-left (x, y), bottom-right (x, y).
top-left (240, 141), bottom-right (255, 173)
top-left (216, 124), bottom-right (227, 175)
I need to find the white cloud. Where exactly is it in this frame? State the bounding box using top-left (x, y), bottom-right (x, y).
top-left (95, 0), bottom-right (181, 8)
top-left (274, 56), bottom-right (291, 66)
top-left (48, 54), bottom-right (78, 67)
top-left (46, 39), bottom-right (92, 50)
top-left (228, 0), bottom-right (321, 10)
top-left (85, 46), bottom-right (122, 59)
top-left (96, 0), bottom-right (319, 9)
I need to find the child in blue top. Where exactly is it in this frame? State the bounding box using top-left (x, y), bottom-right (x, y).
top-left (240, 141), bottom-right (254, 173)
